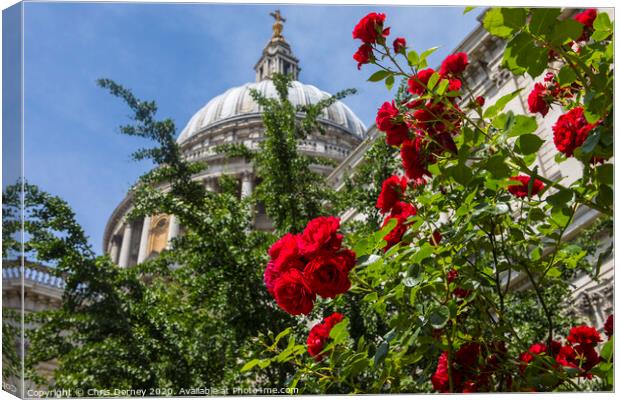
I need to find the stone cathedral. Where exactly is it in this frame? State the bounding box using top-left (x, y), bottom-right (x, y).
top-left (101, 11), bottom-right (365, 267)
top-left (2, 9), bottom-right (613, 392)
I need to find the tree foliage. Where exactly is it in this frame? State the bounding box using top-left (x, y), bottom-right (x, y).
top-left (217, 73), bottom-right (356, 234)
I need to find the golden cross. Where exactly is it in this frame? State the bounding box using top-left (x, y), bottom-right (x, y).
top-left (269, 10), bottom-right (286, 39)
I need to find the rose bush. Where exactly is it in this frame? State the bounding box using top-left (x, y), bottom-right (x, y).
top-left (244, 7), bottom-right (613, 393)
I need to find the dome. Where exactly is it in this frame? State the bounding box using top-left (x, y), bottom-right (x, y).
top-left (177, 80), bottom-right (366, 143)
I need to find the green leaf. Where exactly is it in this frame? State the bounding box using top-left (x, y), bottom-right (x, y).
top-left (447, 164), bottom-right (472, 185)
top-left (502, 33), bottom-right (529, 75)
top-left (529, 8), bottom-right (561, 36)
top-left (591, 28), bottom-right (612, 42)
top-left (483, 8), bottom-right (527, 38)
top-left (549, 19), bottom-right (583, 45)
top-left (258, 359), bottom-right (271, 368)
top-left (600, 337), bottom-right (613, 361)
top-left (596, 184), bottom-right (613, 208)
top-left (240, 359), bottom-right (260, 372)
top-left (368, 70), bottom-right (391, 82)
top-left (596, 164), bottom-right (613, 185)
top-left (546, 189), bottom-right (573, 208)
top-left (329, 319), bottom-right (349, 343)
top-left (557, 65), bottom-right (578, 87)
top-left (551, 207), bottom-right (571, 227)
top-left (524, 46), bottom-right (550, 78)
top-left (580, 131), bottom-right (600, 154)
top-left (273, 327), bottom-right (292, 348)
top-left (463, 6), bottom-right (476, 15)
top-left (485, 155), bottom-right (512, 178)
top-left (419, 46), bottom-right (439, 61)
top-left (516, 134), bottom-right (544, 155)
top-left (592, 13), bottom-right (613, 33)
top-left (436, 78), bottom-right (450, 95)
top-left (555, 153), bottom-right (567, 164)
top-left (429, 305), bottom-right (450, 329)
top-left (363, 292), bottom-right (378, 302)
top-left (385, 75), bottom-right (395, 91)
top-left (407, 50), bottom-right (419, 66)
top-left (427, 72), bottom-right (440, 90)
top-left (374, 341), bottom-right (389, 367)
top-left (506, 115), bottom-right (537, 137)
top-left (483, 89), bottom-right (521, 119)
top-left (413, 242), bottom-right (434, 264)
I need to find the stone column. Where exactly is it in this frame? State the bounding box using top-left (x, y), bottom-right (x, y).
top-left (137, 216), bottom-right (152, 264)
top-left (167, 215), bottom-right (180, 248)
top-left (109, 235), bottom-right (121, 264)
top-left (118, 222), bottom-right (133, 268)
top-left (241, 173), bottom-right (253, 198)
top-left (204, 177), bottom-right (216, 192)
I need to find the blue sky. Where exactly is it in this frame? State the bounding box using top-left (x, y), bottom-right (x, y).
top-left (21, 2), bottom-right (481, 253)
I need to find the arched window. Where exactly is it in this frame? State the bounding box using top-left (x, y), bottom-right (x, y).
top-left (147, 214), bottom-right (170, 256)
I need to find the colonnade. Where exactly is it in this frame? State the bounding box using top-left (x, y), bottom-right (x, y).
top-left (108, 172), bottom-right (254, 268)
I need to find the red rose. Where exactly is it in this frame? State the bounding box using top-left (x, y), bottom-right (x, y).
top-left (263, 261), bottom-right (279, 295)
top-left (556, 345), bottom-right (578, 368)
top-left (553, 107), bottom-right (596, 157)
top-left (382, 201), bottom-right (417, 250)
top-left (353, 43), bottom-right (373, 70)
top-left (574, 8), bottom-right (597, 29)
top-left (393, 37), bottom-right (406, 53)
top-left (566, 325), bottom-right (602, 346)
top-left (307, 324), bottom-right (329, 360)
top-left (400, 136), bottom-right (431, 184)
top-left (265, 233), bottom-right (305, 295)
top-left (273, 268), bottom-right (316, 315)
top-left (304, 253), bottom-right (352, 298)
top-left (574, 8), bottom-right (598, 41)
top-left (307, 313), bottom-right (345, 360)
top-left (439, 52), bottom-right (468, 76)
top-left (575, 344), bottom-right (601, 371)
top-left (453, 287), bottom-right (471, 298)
top-left (604, 314), bottom-right (613, 338)
top-left (431, 352), bottom-right (454, 392)
top-left (268, 233), bottom-right (304, 269)
top-left (447, 78), bottom-right (462, 93)
top-left (475, 96), bottom-right (485, 107)
top-left (323, 312), bottom-right (345, 328)
top-left (413, 101), bottom-right (462, 137)
top-left (455, 342), bottom-right (481, 367)
top-left (430, 230), bottom-right (442, 246)
top-left (556, 344), bottom-right (600, 378)
top-left (407, 68), bottom-right (435, 96)
top-left (507, 175), bottom-right (545, 198)
top-left (336, 248), bottom-right (356, 272)
top-left (462, 381), bottom-right (478, 393)
top-left (447, 268), bottom-right (458, 283)
top-left (376, 101), bottom-right (410, 146)
top-left (404, 98), bottom-right (424, 109)
top-left (574, 8), bottom-right (597, 39)
top-left (299, 216), bottom-right (343, 258)
top-left (352, 12), bottom-right (389, 44)
top-left (519, 342), bottom-right (548, 371)
top-left (376, 175), bottom-right (408, 213)
top-left (527, 83), bottom-right (550, 116)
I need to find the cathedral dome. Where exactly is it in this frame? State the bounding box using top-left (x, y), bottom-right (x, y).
top-left (177, 80), bottom-right (366, 143)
